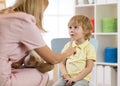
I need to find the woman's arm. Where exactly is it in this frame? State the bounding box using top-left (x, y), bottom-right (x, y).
top-left (35, 44), bottom-right (75, 64)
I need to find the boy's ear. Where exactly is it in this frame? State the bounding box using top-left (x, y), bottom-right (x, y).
top-left (83, 30), bottom-right (88, 35)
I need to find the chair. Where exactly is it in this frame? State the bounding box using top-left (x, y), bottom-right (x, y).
top-left (51, 38), bottom-right (98, 84)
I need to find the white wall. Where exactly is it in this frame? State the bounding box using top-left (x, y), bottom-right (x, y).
top-left (6, 0), bottom-right (16, 7)
top-left (43, 0), bottom-right (75, 46)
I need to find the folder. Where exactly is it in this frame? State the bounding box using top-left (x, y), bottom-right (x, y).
top-left (96, 65), bottom-right (104, 86)
top-left (104, 66), bottom-right (117, 86)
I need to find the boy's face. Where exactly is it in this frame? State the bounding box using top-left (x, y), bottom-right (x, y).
top-left (68, 26), bottom-right (85, 41)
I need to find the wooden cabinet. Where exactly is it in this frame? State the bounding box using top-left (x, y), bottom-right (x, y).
top-left (75, 0), bottom-right (119, 86)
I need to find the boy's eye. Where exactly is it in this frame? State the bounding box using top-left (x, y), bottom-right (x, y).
top-left (69, 26), bottom-right (72, 29)
top-left (68, 26), bottom-right (78, 30)
top-left (74, 26), bottom-right (78, 29)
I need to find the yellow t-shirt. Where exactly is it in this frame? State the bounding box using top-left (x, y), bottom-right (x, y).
top-left (62, 40), bottom-right (96, 81)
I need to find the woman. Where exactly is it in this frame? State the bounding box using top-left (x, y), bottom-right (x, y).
top-left (0, 0), bottom-right (75, 86)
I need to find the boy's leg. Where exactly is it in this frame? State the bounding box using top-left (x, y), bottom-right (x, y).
top-left (53, 78), bottom-right (66, 86)
top-left (73, 79), bottom-right (89, 86)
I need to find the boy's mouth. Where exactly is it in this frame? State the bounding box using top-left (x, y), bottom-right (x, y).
top-left (70, 33), bottom-right (74, 37)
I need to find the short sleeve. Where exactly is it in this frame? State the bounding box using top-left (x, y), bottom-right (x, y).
top-left (86, 44), bottom-right (96, 61)
top-left (21, 21), bottom-right (46, 50)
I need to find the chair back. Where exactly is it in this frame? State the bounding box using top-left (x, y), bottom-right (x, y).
top-left (51, 38), bottom-right (70, 53)
top-left (51, 38), bottom-right (98, 53)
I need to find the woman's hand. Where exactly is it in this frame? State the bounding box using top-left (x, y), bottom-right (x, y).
top-left (11, 57), bottom-right (25, 68)
top-left (63, 40), bottom-right (76, 56)
top-left (11, 55), bottom-right (27, 68)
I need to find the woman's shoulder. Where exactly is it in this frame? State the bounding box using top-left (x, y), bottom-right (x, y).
top-left (14, 12), bottom-right (36, 23)
top-left (0, 12), bottom-right (36, 24)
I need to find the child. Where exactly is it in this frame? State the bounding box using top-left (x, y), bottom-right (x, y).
top-left (53, 15), bottom-right (96, 86)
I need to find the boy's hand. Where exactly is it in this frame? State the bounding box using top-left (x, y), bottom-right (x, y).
top-left (62, 73), bottom-right (70, 80)
top-left (65, 78), bottom-right (75, 86)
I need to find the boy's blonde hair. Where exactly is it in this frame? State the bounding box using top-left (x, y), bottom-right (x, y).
top-left (0, 0), bottom-right (49, 32)
top-left (68, 15), bottom-right (93, 40)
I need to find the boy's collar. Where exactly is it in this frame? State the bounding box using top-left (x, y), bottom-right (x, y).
top-left (72, 40), bottom-right (89, 49)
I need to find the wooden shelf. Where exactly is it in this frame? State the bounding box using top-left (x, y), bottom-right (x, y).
top-left (95, 62), bottom-right (118, 67)
top-left (75, 0), bottom-right (119, 86)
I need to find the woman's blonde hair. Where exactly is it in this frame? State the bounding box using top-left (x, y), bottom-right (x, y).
top-left (1, 0), bottom-right (49, 32)
top-left (68, 15), bottom-right (93, 40)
